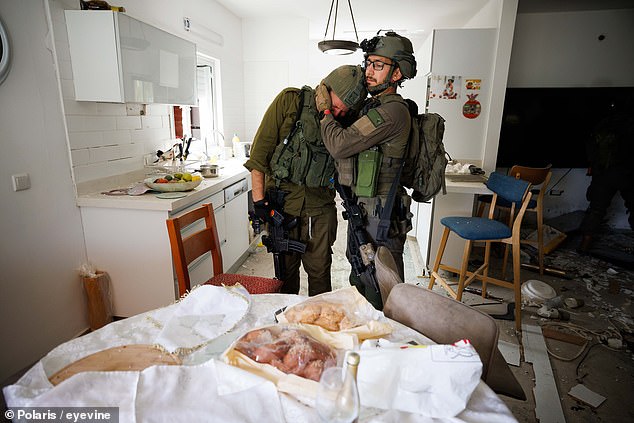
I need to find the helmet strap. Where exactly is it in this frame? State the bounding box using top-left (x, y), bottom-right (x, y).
top-left (368, 66), bottom-right (398, 96)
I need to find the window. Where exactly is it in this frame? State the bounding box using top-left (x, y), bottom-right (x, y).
top-left (173, 53), bottom-right (223, 161)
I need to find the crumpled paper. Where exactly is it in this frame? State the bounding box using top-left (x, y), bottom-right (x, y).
top-left (357, 339), bottom-right (483, 418)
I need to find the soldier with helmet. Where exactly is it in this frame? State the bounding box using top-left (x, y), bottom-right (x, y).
top-left (318, 31), bottom-right (417, 308)
top-left (245, 65), bottom-right (367, 296)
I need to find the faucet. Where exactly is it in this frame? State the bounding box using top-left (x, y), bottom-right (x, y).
top-left (204, 129), bottom-right (225, 162)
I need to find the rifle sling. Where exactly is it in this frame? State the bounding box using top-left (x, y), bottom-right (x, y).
top-left (376, 155), bottom-right (406, 242)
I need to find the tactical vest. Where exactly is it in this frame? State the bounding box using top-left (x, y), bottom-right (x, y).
top-left (270, 86), bottom-right (335, 188)
top-left (344, 94), bottom-right (410, 198)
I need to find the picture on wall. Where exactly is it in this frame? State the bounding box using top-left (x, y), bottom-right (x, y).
top-left (429, 74), bottom-right (462, 100)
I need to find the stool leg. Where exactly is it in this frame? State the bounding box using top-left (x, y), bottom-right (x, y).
top-left (512, 239), bottom-right (522, 331)
top-left (429, 227), bottom-right (450, 290)
top-left (481, 240), bottom-right (492, 297)
top-left (501, 244), bottom-right (511, 279)
top-left (456, 240), bottom-right (473, 302)
top-left (537, 207), bottom-right (545, 276)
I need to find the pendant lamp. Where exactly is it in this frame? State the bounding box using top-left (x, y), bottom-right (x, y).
top-left (318, 0), bottom-right (359, 55)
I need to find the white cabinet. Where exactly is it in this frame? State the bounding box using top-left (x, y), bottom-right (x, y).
top-left (65, 10), bottom-right (196, 105)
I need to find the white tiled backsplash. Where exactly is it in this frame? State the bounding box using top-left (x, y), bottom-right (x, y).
top-left (51, 0), bottom-right (174, 185)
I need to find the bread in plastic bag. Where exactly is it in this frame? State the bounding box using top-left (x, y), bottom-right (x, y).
top-left (277, 287), bottom-right (393, 340)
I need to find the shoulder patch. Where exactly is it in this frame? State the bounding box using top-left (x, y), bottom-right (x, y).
top-left (366, 108), bottom-right (385, 127)
top-left (353, 115), bottom-right (376, 136)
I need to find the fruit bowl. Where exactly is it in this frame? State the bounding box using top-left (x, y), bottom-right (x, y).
top-left (144, 174), bottom-right (202, 192)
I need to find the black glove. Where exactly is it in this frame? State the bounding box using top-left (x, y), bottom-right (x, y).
top-left (253, 199), bottom-right (270, 222)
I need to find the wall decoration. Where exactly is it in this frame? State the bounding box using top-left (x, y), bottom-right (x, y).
top-left (465, 79), bottom-right (481, 90)
top-left (429, 74), bottom-right (461, 100)
top-left (463, 94), bottom-right (481, 119)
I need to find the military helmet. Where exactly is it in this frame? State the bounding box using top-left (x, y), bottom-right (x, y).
top-left (322, 65), bottom-right (368, 110)
top-left (361, 31), bottom-right (417, 79)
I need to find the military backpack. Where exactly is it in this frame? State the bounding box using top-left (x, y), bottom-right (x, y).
top-left (401, 105), bottom-right (450, 203)
top-left (270, 86), bottom-right (335, 188)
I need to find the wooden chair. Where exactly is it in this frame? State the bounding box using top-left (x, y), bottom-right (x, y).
top-left (166, 203), bottom-right (282, 296)
top-left (383, 283), bottom-right (526, 400)
top-left (428, 172), bottom-right (532, 331)
top-left (477, 164), bottom-right (552, 275)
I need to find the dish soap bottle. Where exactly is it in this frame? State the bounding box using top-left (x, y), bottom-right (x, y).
top-left (232, 133), bottom-right (240, 158)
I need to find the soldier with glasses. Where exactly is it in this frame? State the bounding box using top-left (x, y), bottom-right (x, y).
top-left (317, 31), bottom-right (418, 308)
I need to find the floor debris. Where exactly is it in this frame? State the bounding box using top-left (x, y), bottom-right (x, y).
top-left (568, 384), bottom-right (606, 408)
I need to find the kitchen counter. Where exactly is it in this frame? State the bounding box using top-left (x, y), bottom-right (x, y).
top-left (77, 159), bottom-right (252, 317)
top-left (76, 159), bottom-right (250, 212)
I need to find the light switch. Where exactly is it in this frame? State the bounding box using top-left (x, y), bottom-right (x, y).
top-left (11, 173), bottom-right (31, 191)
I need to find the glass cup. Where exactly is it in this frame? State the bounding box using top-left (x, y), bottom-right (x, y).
top-left (315, 366), bottom-right (359, 423)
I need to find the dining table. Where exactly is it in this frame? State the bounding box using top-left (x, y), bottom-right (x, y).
top-left (3, 285), bottom-right (518, 423)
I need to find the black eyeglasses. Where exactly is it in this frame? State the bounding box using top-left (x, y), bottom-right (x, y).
top-left (364, 58), bottom-right (394, 71)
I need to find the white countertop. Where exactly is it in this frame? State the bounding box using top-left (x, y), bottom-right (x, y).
top-left (445, 178), bottom-right (492, 195)
top-left (76, 159), bottom-right (250, 212)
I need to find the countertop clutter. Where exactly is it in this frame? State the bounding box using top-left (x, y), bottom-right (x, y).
top-left (76, 159), bottom-right (250, 212)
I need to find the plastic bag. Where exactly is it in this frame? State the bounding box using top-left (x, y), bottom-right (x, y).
top-left (277, 287), bottom-right (393, 340)
top-left (232, 325), bottom-right (337, 381)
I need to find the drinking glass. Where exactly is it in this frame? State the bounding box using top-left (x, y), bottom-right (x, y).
top-left (315, 366), bottom-right (359, 423)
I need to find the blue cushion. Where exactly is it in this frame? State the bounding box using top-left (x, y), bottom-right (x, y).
top-left (485, 172), bottom-right (530, 204)
top-left (441, 216), bottom-right (512, 240)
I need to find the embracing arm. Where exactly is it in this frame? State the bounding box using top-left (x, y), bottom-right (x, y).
top-left (320, 101), bottom-right (409, 159)
top-left (251, 169), bottom-right (266, 202)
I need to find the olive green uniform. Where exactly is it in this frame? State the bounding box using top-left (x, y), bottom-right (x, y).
top-left (244, 88), bottom-right (337, 296)
top-left (321, 93), bottom-right (413, 306)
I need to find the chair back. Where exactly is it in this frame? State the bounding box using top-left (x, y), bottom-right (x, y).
top-left (509, 164), bottom-right (552, 186)
top-left (166, 203), bottom-right (223, 296)
top-left (486, 171), bottom-right (531, 205)
top-left (509, 164), bottom-right (552, 211)
top-left (374, 246), bottom-right (402, 306)
top-left (383, 284), bottom-right (526, 400)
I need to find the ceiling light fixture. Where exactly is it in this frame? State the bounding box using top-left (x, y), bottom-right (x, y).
top-left (318, 0), bottom-right (359, 55)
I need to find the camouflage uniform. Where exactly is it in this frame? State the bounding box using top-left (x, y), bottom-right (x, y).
top-left (245, 66), bottom-right (367, 295)
top-left (320, 32), bottom-right (417, 308)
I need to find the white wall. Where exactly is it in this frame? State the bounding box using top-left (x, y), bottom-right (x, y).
top-left (51, 0), bottom-right (244, 184)
top-left (507, 8), bottom-right (634, 228)
top-left (0, 0), bottom-right (88, 383)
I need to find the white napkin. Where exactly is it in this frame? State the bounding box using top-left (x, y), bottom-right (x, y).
top-left (357, 339), bottom-right (482, 418)
top-left (156, 284), bottom-right (250, 352)
top-left (136, 360), bottom-right (285, 422)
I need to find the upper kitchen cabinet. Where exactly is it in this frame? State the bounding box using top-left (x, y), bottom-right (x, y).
top-left (65, 10), bottom-right (197, 105)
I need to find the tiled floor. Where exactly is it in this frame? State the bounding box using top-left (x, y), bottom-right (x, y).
top-left (236, 204), bottom-right (634, 423)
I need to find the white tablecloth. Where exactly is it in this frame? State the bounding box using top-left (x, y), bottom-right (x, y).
top-left (4, 292), bottom-right (517, 423)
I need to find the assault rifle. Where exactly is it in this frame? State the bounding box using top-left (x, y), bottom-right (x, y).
top-left (258, 188), bottom-right (307, 280)
top-left (334, 181), bottom-right (380, 295)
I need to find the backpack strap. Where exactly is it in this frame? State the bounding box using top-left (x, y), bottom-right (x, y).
top-left (286, 88), bottom-right (306, 142)
top-left (376, 152), bottom-right (406, 242)
top-left (272, 88), bottom-right (306, 187)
